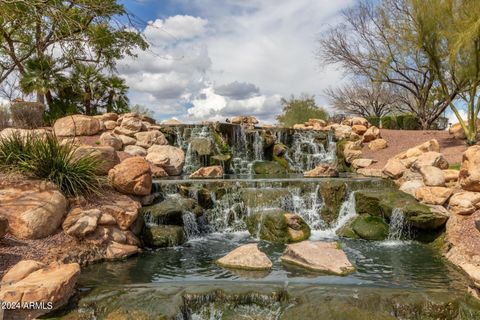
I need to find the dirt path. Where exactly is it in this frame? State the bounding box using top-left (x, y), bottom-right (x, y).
top-left (361, 129), bottom-right (472, 169)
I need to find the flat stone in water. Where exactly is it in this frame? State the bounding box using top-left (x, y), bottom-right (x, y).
top-left (217, 243), bottom-right (272, 271)
top-left (281, 241), bottom-right (355, 275)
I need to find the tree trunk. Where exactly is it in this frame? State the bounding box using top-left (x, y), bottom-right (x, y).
top-left (45, 91), bottom-right (53, 107)
top-left (107, 93), bottom-right (113, 113)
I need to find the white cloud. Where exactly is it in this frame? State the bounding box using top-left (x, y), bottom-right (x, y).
top-left (120, 1), bottom-right (352, 122)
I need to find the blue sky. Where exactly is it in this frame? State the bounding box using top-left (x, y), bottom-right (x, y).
top-left (116, 0), bottom-right (353, 123)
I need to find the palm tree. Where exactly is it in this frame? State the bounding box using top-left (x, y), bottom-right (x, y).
top-left (102, 75), bottom-right (129, 113)
top-left (19, 57), bottom-right (65, 106)
top-left (70, 63), bottom-right (105, 115)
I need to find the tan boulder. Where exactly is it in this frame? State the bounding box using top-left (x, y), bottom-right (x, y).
top-left (108, 157), bottom-right (152, 196)
top-left (99, 131), bottom-right (122, 151)
top-left (229, 115), bottom-right (259, 125)
top-left (150, 164), bottom-right (169, 178)
top-left (134, 131), bottom-right (168, 148)
top-left (351, 117), bottom-right (370, 127)
top-left (383, 158), bottom-right (406, 179)
top-left (105, 241), bottom-right (139, 260)
top-left (304, 164), bottom-right (339, 177)
top-left (102, 199), bottom-right (141, 230)
top-left (281, 241), bottom-right (355, 275)
top-left (190, 165), bottom-right (224, 179)
top-left (351, 158), bottom-right (376, 169)
top-left (62, 208), bottom-right (101, 238)
top-left (73, 145), bottom-right (120, 175)
top-left (412, 151), bottom-right (449, 169)
top-left (118, 134), bottom-right (137, 146)
top-left (101, 112), bottom-right (118, 121)
top-left (449, 123), bottom-right (466, 139)
top-left (53, 115), bottom-right (101, 137)
top-left (293, 123), bottom-right (309, 130)
top-left (368, 138), bottom-right (388, 151)
top-left (0, 262), bottom-right (80, 318)
top-left (124, 145), bottom-right (147, 157)
top-left (448, 191), bottom-right (480, 215)
top-left (399, 180), bottom-right (425, 197)
top-left (443, 169), bottom-right (460, 183)
top-left (120, 117), bottom-right (143, 133)
top-left (351, 124), bottom-right (367, 135)
top-left (308, 118), bottom-right (327, 127)
top-left (1, 260), bottom-right (45, 284)
top-left (356, 168), bottom-right (385, 177)
top-left (334, 125), bottom-right (352, 140)
top-left (104, 120), bottom-right (117, 130)
top-left (0, 182), bottom-right (67, 239)
top-left (459, 145), bottom-right (480, 192)
top-left (146, 145), bottom-right (185, 176)
top-left (415, 186), bottom-right (453, 205)
top-left (344, 148), bottom-right (362, 163)
top-left (419, 165), bottom-right (445, 187)
top-left (217, 243), bottom-right (272, 270)
top-left (362, 126), bottom-right (380, 142)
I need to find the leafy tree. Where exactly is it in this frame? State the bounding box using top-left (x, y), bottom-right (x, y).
top-left (0, 0), bottom-right (147, 103)
top-left (276, 94), bottom-right (328, 127)
top-left (130, 104), bottom-right (154, 118)
top-left (324, 80), bottom-right (403, 117)
top-left (411, 0), bottom-right (480, 144)
top-left (70, 63), bottom-right (105, 115)
top-left (318, 0), bottom-right (459, 129)
top-left (103, 75), bottom-right (129, 113)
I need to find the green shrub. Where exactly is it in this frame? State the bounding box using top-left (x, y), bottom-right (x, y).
top-left (0, 132), bottom-right (101, 196)
top-left (381, 116), bottom-right (398, 129)
top-left (10, 101), bottom-right (45, 128)
top-left (396, 114), bottom-right (420, 130)
top-left (366, 116), bottom-right (380, 127)
top-left (277, 94), bottom-right (328, 127)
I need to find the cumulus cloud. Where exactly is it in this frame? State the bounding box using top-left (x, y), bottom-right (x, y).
top-left (120, 1), bottom-right (352, 122)
top-left (214, 81), bottom-right (260, 100)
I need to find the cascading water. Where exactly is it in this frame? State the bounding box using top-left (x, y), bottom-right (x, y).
top-left (286, 130), bottom-right (336, 172)
top-left (182, 211), bottom-right (200, 239)
top-left (387, 208), bottom-right (410, 241)
top-left (252, 131), bottom-right (264, 160)
top-left (285, 185), bottom-right (324, 230)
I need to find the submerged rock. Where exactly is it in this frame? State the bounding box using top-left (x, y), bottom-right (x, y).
top-left (217, 243), bottom-right (272, 271)
top-left (252, 160), bottom-right (288, 175)
top-left (281, 241), bottom-right (355, 275)
top-left (143, 225), bottom-right (185, 247)
top-left (351, 215), bottom-right (389, 240)
top-left (246, 209), bottom-right (310, 243)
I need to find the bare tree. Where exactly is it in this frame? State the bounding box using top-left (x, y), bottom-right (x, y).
top-left (324, 80), bottom-right (403, 117)
top-left (318, 0), bottom-right (460, 129)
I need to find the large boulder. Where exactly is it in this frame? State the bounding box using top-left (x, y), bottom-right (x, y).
top-left (99, 132), bottom-right (122, 151)
top-left (120, 117), bottom-right (143, 134)
top-left (383, 158), bottom-right (406, 179)
top-left (354, 189), bottom-right (449, 230)
top-left (146, 145), bottom-right (185, 176)
top-left (118, 134), bottom-right (137, 146)
top-left (134, 131), bottom-right (168, 148)
top-left (140, 197), bottom-right (202, 226)
top-left (124, 145), bottom-right (147, 157)
top-left (415, 186), bottom-right (453, 205)
top-left (73, 145), bottom-right (120, 176)
top-left (217, 244), bottom-right (272, 271)
top-left (101, 195), bottom-right (141, 230)
top-left (318, 180), bottom-right (347, 225)
top-left (189, 165), bottom-right (224, 179)
top-left (246, 209), bottom-right (310, 243)
top-left (304, 164), bottom-right (339, 177)
top-left (368, 138), bottom-right (388, 151)
top-left (53, 115), bottom-right (101, 137)
top-left (281, 241), bottom-right (355, 275)
top-left (351, 158), bottom-right (375, 169)
top-left (62, 208), bottom-right (101, 238)
top-left (108, 157), bottom-right (152, 196)
top-left (459, 145), bottom-right (480, 192)
top-left (251, 160), bottom-right (288, 176)
top-left (0, 215), bottom-right (8, 238)
top-left (142, 225), bottom-right (185, 247)
top-left (334, 125), bottom-right (352, 140)
top-left (0, 181), bottom-right (67, 239)
top-left (443, 169), bottom-right (460, 183)
top-left (418, 165), bottom-right (445, 187)
top-left (399, 180), bottom-right (425, 197)
top-left (449, 123), bottom-right (466, 139)
top-left (412, 151), bottom-right (449, 169)
top-left (351, 215), bottom-right (389, 240)
top-left (363, 126), bottom-right (380, 142)
top-left (0, 261), bottom-right (80, 319)
top-left (351, 124), bottom-right (367, 135)
top-left (189, 137), bottom-right (216, 156)
top-left (448, 191), bottom-right (480, 215)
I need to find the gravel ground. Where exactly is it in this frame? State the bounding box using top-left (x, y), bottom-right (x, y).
top-left (361, 129), bottom-right (474, 169)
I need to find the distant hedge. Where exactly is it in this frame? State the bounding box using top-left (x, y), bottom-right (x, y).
top-left (367, 114), bottom-right (421, 130)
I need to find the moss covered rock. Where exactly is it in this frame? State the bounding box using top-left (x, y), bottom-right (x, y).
top-left (354, 189), bottom-right (449, 230)
top-left (319, 181), bottom-right (347, 226)
top-left (140, 197), bottom-right (203, 226)
top-left (251, 160), bottom-right (288, 176)
top-left (143, 225), bottom-right (185, 247)
top-left (246, 209), bottom-right (310, 243)
top-left (351, 215), bottom-right (389, 240)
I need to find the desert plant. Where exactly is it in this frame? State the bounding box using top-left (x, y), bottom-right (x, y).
top-left (0, 132), bottom-right (101, 196)
top-left (10, 101), bottom-right (45, 128)
top-left (0, 105), bottom-right (10, 129)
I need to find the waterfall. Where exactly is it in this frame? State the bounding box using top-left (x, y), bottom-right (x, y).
top-left (252, 131), bottom-right (264, 160)
top-left (310, 191), bottom-right (357, 240)
top-left (182, 211), bottom-right (200, 239)
top-left (287, 131), bottom-right (336, 172)
top-left (286, 185), bottom-right (324, 230)
top-left (387, 208), bottom-right (409, 241)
